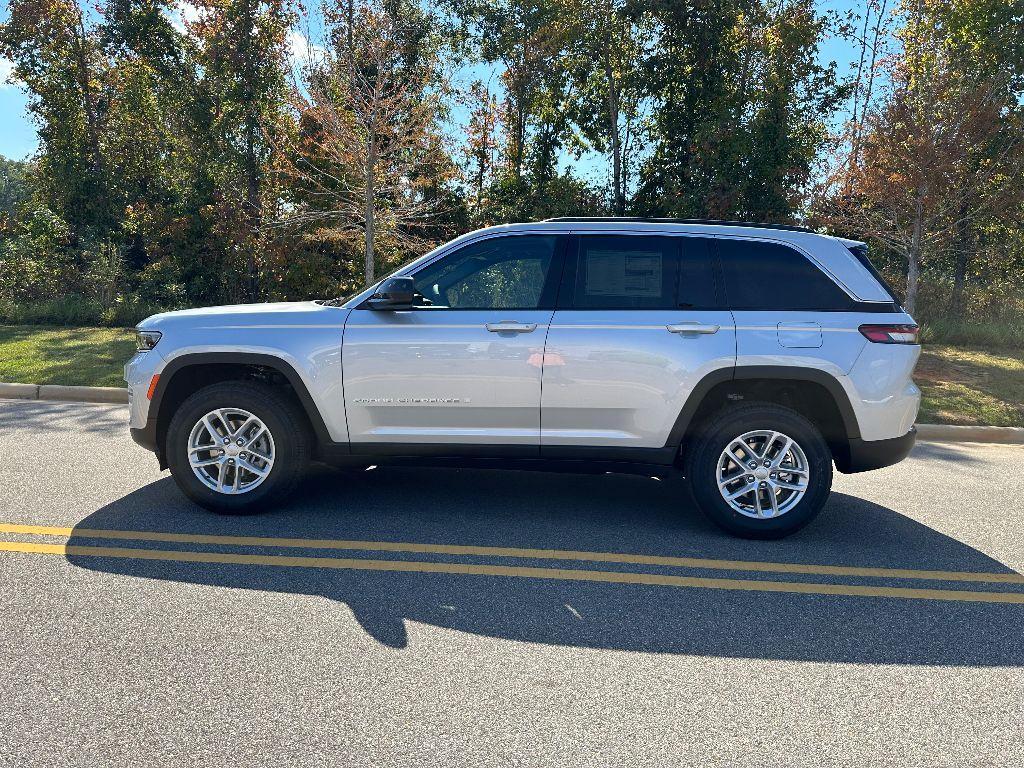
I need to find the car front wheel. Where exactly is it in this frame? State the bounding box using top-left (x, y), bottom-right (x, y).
top-left (166, 381), bottom-right (311, 514)
top-left (685, 403), bottom-right (833, 539)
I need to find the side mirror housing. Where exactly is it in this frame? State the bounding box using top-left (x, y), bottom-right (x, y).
top-left (366, 276), bottom-right (417, 310)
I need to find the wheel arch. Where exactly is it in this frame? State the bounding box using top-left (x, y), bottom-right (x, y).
top-left (667, 365), bottom-right (861, 458)
top-left (148, 352), bottom-right (333, 468)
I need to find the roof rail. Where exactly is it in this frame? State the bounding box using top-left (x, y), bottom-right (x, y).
top-left (543, 217), bottom-right (818, 234)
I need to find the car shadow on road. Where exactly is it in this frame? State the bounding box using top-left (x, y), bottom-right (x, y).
top-left (65, 465), bottom-right (1024, 666)
top-left (911, 440), bottom-right (991, 465)
top-left (0, 398), bottom-right (125, 436)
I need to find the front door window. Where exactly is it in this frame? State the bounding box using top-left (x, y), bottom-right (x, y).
top-left (411, 235), bottom-right (560, 309)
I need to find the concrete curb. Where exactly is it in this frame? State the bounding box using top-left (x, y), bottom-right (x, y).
top-left (0, 382), bottom-right (40, 400)
top-left (1, 383), bottom-right (1022, 443)
top-left (0, 382), bottom-right (128, 404)
top-left (914, 423), bottom-right (1024, 445)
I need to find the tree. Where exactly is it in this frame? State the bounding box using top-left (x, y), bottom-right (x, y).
top-left (460, 79), bottom-right (500, 213)
top-left (846, 0), bottom-right (892, 170)
top-left (1, 0), bottom-right (110, 237)
top-left (451, 0), bottom-right (572, 185)
top-left (275, 0), bottom-right (453, 285)
top-left (632, 0), bottom-right (844, 221)
top-left (816, 0), bottom-right (1024, 315)
top-left (559, 0), bottom-right (649, 214)
top-left (192, 0), bottom-right (294, 301)
top-left (927, 0), bottom-right (1024, 316)
top-left (0, 157), bottom-right (33, 223)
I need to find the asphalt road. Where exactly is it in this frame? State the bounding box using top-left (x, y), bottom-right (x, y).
top-left (1, 399), bottom-right (1023, 768)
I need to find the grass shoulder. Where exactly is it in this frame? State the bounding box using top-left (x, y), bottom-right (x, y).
top-left (0, 325), bottom-right (134, 388)
top-left (916, 345), bottom-right (1024, 428)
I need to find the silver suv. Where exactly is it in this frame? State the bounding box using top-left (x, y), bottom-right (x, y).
top-left (125, 218), bottom-right (921, 538)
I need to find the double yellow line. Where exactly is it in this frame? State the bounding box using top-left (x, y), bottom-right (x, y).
top-left (2, 522), bottom-right (1024, 604)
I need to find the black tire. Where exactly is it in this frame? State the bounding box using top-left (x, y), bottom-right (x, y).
top-left (166, 380), bottom-right (311, 514)
top-left (685, 403), bottom-right (833, 539)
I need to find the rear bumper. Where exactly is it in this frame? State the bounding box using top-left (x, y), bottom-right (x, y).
top-left (834, 426), bottom-right (916, 474)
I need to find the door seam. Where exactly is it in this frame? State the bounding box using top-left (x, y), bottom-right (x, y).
top-left (537, 309), bottom-right (556, 446)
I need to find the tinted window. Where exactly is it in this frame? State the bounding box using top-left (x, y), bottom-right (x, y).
top-left (571, 235), bottom-right (678, 309)
top-left (411, 235), bottom-right (559, 309)
top-left (718, 239), bottom-right (852, 310)
top-left (677, 237), bottom-right (720, 309)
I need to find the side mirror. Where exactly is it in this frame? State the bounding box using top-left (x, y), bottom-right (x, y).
top-left (366, 276), bottom-right (417, 310)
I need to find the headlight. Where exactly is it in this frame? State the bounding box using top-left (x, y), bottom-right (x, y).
top-left (135, 330), bottom-right (162, 351)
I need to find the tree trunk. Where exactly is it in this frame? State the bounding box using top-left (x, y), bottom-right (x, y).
top-left (602, 20), bottom-right (624, 215)
top-left (510, 43), bottom-right (527, 179)
top-left (241, 0), bottom-right (260, 302)
top-left (475, 154), bottom-right (485, 210)
top-left (905, 182), bottom-right (926, 315)
top-left (364, 138), bottom-right (376, 285)
top-left (245, 120), bottom-right (260, 302)
top-left (513, 95), bottom-right (525, 180)
top-left (905, 245), bottom-right (920, 316)
top-left (949, 209), bottom-right (972, 317)
top-left (72, 13), bottom-right (106, 199)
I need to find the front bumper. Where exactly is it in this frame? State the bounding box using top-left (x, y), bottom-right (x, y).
top-left (125, 348), bottom-right (166, 465)
top-left (834, 426), bottom-right (917, 474)
top-left (130, 425), bottom-right (158, 453)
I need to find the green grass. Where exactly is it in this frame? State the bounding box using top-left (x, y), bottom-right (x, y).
top-left (0, 325), bottom-right (135, 388)
top-left (0, 325), bottom-right (1022, 427)
top-left (916, 345), bottom-right (1024, 427)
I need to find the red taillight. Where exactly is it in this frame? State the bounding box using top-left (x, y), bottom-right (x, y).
top-left (858, 324), bottom-right (920, 344)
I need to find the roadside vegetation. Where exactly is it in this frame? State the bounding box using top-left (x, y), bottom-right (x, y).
top-left (917, 346), bottom-right (1024, 428)
top-left (0, 0), bottom-right (1021, 426)
top-left (2, 0), bottom-right (1023, 327)
top-left (1, 325), bottom-right (1020, 428)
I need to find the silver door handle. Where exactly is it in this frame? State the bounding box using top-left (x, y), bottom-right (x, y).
top-left (485, 321), bottom-right (537, 333)
top-left (666, 322), bottom-right (720, 335)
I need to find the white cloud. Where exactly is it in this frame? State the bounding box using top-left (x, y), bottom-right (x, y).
top-left (180, 1), bottom-right (201, 24)
top-left (168, 1), bottom-right (202, 33)
top-left (287, 29), bottom-right (325, 68)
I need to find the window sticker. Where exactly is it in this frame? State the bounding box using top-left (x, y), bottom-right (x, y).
top-left (584, 250), bottom-right (663, 297)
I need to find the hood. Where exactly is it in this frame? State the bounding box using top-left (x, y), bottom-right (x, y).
top-left (138, 301), bottom-right (347, 330)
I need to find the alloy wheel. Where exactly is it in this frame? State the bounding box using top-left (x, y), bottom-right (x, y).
top-left (716, 430), bottom-right (810, 519)
top-left (187, 407), bottom-right (276, 495)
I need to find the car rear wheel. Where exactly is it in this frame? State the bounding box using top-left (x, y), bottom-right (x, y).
top-left (166, 381), bottom-right (310, 514)
top-left (685, 403), bottom-right (833, 539)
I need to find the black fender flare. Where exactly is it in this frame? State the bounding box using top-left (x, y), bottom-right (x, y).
top-left (663, 365), bottom-right (861, 448)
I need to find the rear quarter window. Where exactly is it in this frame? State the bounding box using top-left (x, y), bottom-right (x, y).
top-left (848, 244), bottom-right (902, 305)
top-left (718, 238), bottom-right (854, 311)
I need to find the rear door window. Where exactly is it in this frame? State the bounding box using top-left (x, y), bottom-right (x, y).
top-left (718, 238), bottom-right (853, 310)
top-left (677, 237), bottom-right (721, 309)
top-left (568, 235), bottom-right (679, 309)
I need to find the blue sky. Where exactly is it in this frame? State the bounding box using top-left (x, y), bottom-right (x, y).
top-left (0, 59), bottom-right (36, 159)
top-left (0, 0), bottom-right (870, 163)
